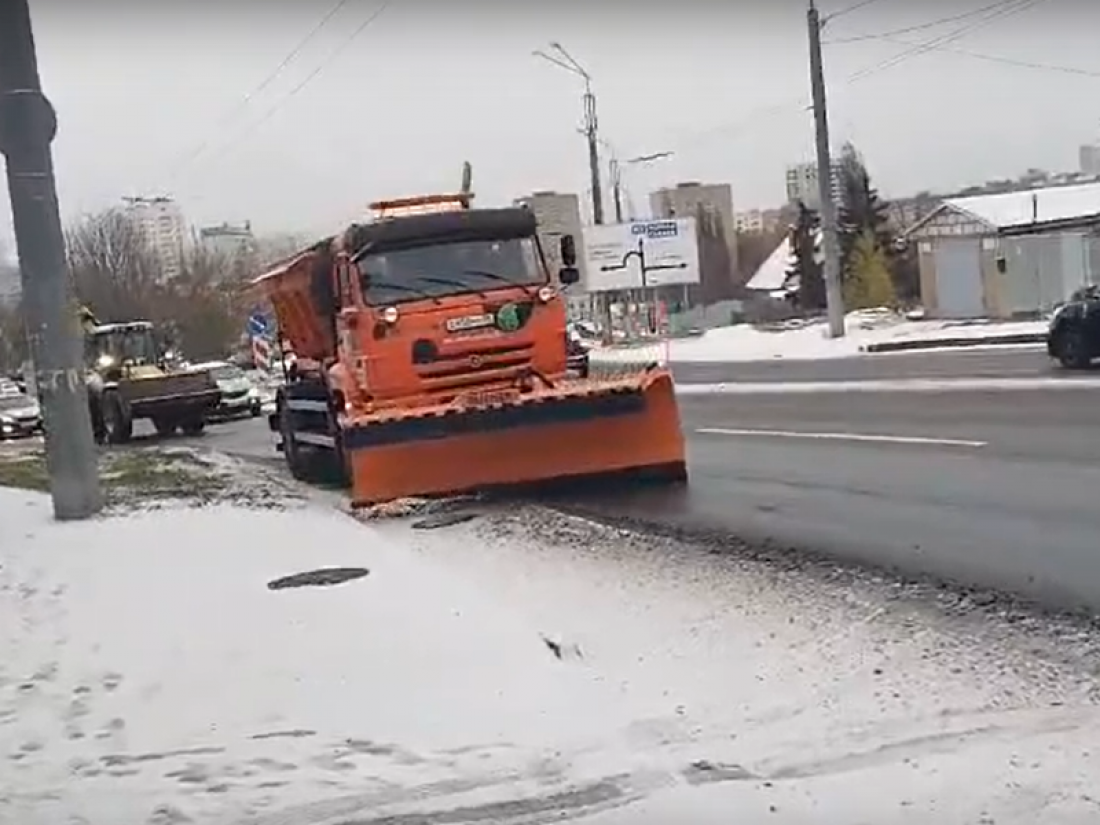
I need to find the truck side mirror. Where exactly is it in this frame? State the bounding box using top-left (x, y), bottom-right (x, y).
top-left (559, 266), bottom-right (580, 286)
top-left (995, 255), bottom-right (1006, 274)
top-left (559, 234), bottom-right (577, 267)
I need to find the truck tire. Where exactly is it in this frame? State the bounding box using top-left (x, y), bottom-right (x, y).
top-left (279, 405), bottom-right (309, 481)
top-left (153, 418), bottom-right (178, 437)
top-left (1056, 328), bottom-right (1091, 369)
top-left (180, 418), bottom-right (206, 436)
top-left (88, 394), bottom-right (107, 445)
top-left (102, 392), bottom-right (133, 444)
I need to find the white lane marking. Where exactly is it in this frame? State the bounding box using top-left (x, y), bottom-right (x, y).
top-left (676, 377), bottom-right (1100, 395)
top-left (697, 427), bottom-right (988, 448)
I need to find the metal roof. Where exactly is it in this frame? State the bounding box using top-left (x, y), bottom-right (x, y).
top-left (945, 182), bottom-right (1100, 230)
top-left (745, 230), bottom-right (821, 293)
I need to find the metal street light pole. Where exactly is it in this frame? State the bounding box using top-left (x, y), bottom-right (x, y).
top-left (0, 0), bottom-right (103, 519)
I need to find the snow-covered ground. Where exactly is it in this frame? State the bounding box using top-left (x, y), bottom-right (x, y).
top-left (392, 504), bottom-right (1100, 823)
top-left (591, 309), bottom-right (1048, 366)
top-left (4, 478), bottom-right (1100, 823)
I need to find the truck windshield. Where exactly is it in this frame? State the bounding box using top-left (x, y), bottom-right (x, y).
top-left (357, 238), bottom-right (544, 306)
top-left (87, 329), bottom-right (158, 366)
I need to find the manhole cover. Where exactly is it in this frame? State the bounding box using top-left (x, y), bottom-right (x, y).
top-left (267, 567), bottom-right (370, 590)
top-left (411, 512), bottom-right (478, 530)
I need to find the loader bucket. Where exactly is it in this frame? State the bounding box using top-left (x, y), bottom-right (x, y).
top-left (343, 369), bottom-right (687, 507)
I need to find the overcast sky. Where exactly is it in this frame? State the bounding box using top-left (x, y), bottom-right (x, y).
top-left (2, 0), bottom-right (1099, 244)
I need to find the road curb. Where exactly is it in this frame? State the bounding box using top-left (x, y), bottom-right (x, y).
top-left (860, 331), bottom-right (1047, 354)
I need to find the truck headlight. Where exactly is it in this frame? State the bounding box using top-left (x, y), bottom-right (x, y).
top-left (96, 354), bottom-right (115, 369)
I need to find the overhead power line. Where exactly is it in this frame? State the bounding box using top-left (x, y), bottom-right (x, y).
top-left (652, 0), bottom-right (1051, 159)
top-left (845, 35), bottom-right (1100, 79)
top-left (845, 0), bottom-right (1049, 84)
top-left (823, 0), bottom-right (895, 24)
top-left (825, 0), bottom-right (1023, 44)
top-left (160, 0), bottom-right (356, 188)
top-left (175, 0), bottom-right (393, 188)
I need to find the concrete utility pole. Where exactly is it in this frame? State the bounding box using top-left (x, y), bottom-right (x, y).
top-left (807, 0), bottom-right (846, 338)
top-left (0, 0), bottom-right (103, 519)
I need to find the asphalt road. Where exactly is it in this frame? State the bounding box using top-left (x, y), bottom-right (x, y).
top-left (670, 344), bottom-right (1056, 384)
top-left (193, 362), bottom-right (1100, 612)
top-left (572, 385), bottom-right (1100, 611)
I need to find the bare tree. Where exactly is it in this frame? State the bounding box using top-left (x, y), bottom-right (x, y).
top-left (65, 209), bottom-right (162, 320)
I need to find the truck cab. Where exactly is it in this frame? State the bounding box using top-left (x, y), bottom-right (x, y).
top-left (331, 198), bottom-right (580, 411)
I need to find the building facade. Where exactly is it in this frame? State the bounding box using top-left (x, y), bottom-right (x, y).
top-left (735, 207), bottom-right (785, 235)
top-left (512, 191), bottom-right (588, 313)
top-left (906, 182), bottom-right (1100, 319)
top-left (123, 196), bottom-right (186, 279)
top-left (1080, 143), bottom-right (1100, 176)
top-left (199, 221), bottom-right (256, 260)
top-left (785, 161), bottom-right (842, 210)
top-left (649, 181), bottom-right (738, 276)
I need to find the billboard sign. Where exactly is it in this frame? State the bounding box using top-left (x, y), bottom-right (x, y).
top-left (582, 218), bottom-right (700, 292)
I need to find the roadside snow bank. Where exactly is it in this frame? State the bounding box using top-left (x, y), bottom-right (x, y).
top-left (0, 490), bottom-right (644, 824)
top-left (591, 309), bottom-right (1048, 365)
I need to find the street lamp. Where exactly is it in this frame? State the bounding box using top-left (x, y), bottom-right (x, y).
top-left (609, 150), bottom-right (674, 223)
top-left (533, 42), bottom-right (604, 226)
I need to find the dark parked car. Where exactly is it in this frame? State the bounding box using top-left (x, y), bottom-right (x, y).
top-left (1047, 285), bottom-right (1100, 369)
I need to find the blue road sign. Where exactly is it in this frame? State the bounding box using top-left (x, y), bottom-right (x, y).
top-left (247, 312), bottom-right (269, 338)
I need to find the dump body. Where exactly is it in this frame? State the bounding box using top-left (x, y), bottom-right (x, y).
top-left (252, 191), bottom-right (687, 505)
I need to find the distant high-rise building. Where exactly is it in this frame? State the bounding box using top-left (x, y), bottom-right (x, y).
top-left (1080, 143), bottom-right (1100, 175)
top-left (123, 196), bottom-right (186, 279)
top-left (649, 181), bottom-right (738, 275)
top-left (513, 190), bottom-right (586, 286)
top-left (734, 208), bottom-right (785, 235)
top-left (199, 221), bottom-right (256, 260)
top-left (785, 161), bottom-right (842, 210)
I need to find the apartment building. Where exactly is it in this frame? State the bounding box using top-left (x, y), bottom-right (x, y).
top-left (199, 221), bottom-right (256, 260)
top-left (649, 181), bottom-right (738, 271)
top-left (123, 196), bottom-right (186, 279)
top-left (513, 190), bottom-right (587, 286)
top-left (785, 161), bottom-right (842, 210)
top-left (1080, 143), bottom-right (1100, 176)
top-left (735, 207), bottom-right (785, 235)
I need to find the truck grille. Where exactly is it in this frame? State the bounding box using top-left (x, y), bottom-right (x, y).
top-left (415, 343), bottom-right (533, 393)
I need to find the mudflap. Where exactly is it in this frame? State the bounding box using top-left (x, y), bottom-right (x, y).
top-left (343, 370), bottom-right (687, 508)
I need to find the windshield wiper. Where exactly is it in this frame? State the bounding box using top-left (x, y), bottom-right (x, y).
top-left (414, 275), bottom-right (487, 298)
top-left (459, 269), bottom-right (522, 287)
top-left (364, 276), bottom-right (440, 303)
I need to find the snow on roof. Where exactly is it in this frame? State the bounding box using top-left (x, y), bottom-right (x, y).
top-left (945, 182), bottom-right (1100, 230)
top-left (745, 230), bottom-right (821, 293)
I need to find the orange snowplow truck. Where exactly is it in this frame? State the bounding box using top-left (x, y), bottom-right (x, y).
top-left (251, 189), bottom-right (687, 507)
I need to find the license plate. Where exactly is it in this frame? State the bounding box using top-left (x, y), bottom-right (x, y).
top-left (457, 389), bottom-right (519, 408)
top-left (445, 313), bottom-right (495, 333)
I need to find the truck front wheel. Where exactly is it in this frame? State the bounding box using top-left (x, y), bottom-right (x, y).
top-left (102, 393), bottom-right (133, 444)
top-left (180, 418), bottom-right (206, 436)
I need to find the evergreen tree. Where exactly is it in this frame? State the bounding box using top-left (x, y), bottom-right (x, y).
top-left (836, 143), bottom-right (893, 282)
top-left (786, 201), bottom-right (825, 310)
top-left (843, 230), bottom-right (896, 310)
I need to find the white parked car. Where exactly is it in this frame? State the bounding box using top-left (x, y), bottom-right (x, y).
top-left (191, 361), bottom-right (262, 420)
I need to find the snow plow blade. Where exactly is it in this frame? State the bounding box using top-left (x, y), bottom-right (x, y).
top-left (344, 369), bottom-right (686, 507)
